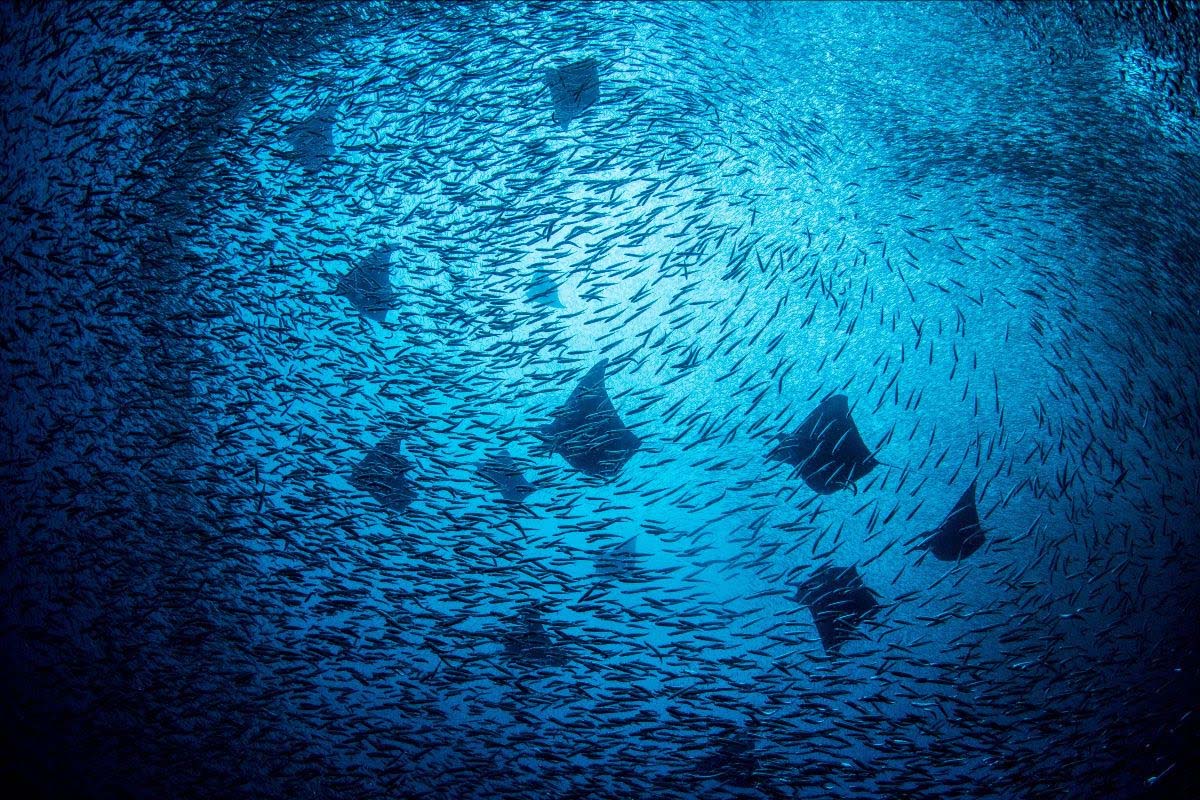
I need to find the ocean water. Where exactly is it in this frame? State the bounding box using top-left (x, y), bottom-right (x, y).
top-left (2, 2), bottom-right (1198, 798)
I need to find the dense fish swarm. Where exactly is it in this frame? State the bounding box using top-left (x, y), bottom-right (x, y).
top-left (2, 2), bottom-right (1199, 799)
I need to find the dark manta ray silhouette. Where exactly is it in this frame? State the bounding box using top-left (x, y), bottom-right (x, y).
top-left (544, 58), bottom-right (599, 128)
top-left (914, 479), bottom-right (986, 561)
top-left (478, 449), bottom-right (537, 503)
top-left (694, 725), bottom-right (760, 788)
top-left (535, 359), bottom-right (640, 479)
top-left (768, 394), bottom-right (878, 494)
top-left (593, 535), bottom-right (639, 579)
top-left (349, 429), bottom-right (413, 513)
top-left (336, 246), bottom-right (396, 322)
top-left (526, 266), bottom-right (561, 307)
top-left (795, 564), bottom-right (881, 655)
top-left (287, 104), bottom-right (336, 173)
top-left (501, 607), bottom-right (568, 667)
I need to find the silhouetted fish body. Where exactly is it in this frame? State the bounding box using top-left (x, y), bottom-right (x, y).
top-left (544, 58), bottom-right (599, 128)
top-left (287, 104), bottom-right (335, 173)
top-left (349, 431), bottom-right (413, 513)
top-left (526, 266), bottom-right (562, 307)
top-left (537, 359), bottom-right (640, 479)
top-left (920, 479), bottom-right (986, 561)
top-left (695, 731), bottom-right (759, 788)
top-left (336, 246), bottom-right (396, 322)
top-left (501, 612), bottom-right (567, 667)
top-left (594, 535), bottom-right (639, 578)
top-left (768, 394), bottom-right (877, 493)
top-left (795, 564), bottom-right (880, 654)
top-left (478, 449), bottom-right (537, 502)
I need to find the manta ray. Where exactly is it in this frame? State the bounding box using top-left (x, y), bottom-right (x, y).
top-left (544, 58), bottom-right (599, 128)
top-left (768, 394), bottom-right (879, 494)
top-left (526, 266), bottom-right (562, 307)
top-left (795, 563), bottom-right (881, 655)
top-left (694, 724), bottom-right (760, 788)
top-left (914, 479), bottom-right (986, 561)
top-left (287, 104), bottom-right (336, 173)
top-left (536, 359), bottom-right (640, 479)
top-left (349, 429), bottom-right (413, 513)
top-left (500, 607), bottom-right (568, 667)
top-left (336, 245), bottom-right (396, 322)
top-left (593, 535), bottom-right (640, 579)
top-left (478, 449), bottom-right (538, 503)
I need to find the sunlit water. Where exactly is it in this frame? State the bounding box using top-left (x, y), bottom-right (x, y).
top-left (2, 3), bottom-right (1198, 799)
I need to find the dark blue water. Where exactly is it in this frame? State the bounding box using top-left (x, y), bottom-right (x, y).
top-left (2, 2), bottom-right (1198, 798)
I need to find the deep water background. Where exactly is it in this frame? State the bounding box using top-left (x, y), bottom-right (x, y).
top-left (2, 2), bottom-right (1199, 798)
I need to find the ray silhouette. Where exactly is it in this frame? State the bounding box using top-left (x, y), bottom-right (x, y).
top-left (478, 449), bottom-right (537, 503)
top-left (536, 359), bottom-right (640, 479)
top-left (914, 479), bottom-right (986, 561)
top-left (795, 564), bottom-right (880, 655)
top-left (544, 58), bottom-right (599, 128)
top-left (500, 607), bottom-right (568, 667)
top-left (694, 725), bottom-right (759, 788)
top-left (349, 429), bottom-right (413, 513)
top-left (593, 535), bottom-right (639, 579)
top-left (768, 394), bottom-right (878, 494)
top-left (336, 245), bottom-right (396, 322)
top-left (526, 266), bottom-right (561, 307)
top-left (287, 104), bottom-right (336, 173)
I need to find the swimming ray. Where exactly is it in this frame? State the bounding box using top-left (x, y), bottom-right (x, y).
top-left (914, 479), bottom-right (986, 561)
top-left (335, 245), bottom-right (396, 322)
top-left (500, 607), bottom-right (568, 667)
top-left (768, 394), bottom-right (878, 494)
top-left (544, 58), bottom-right (599, 129)
top-left (694, 725), bottom-right (759, 788)
top-left (287, 103), bottom-right (336, 173)
top-left (526, 265), bottom-right (561, 307)
top-left (536, 359), bottom-right (640, 479)
top-left (593, 534), bottom-right (639, 579)
top-left (478, 449), bottom-right (537, 503)
top-left (795, 563), bottom-right (881, 655)
top-left (349, 428), bottom-right (413, 513)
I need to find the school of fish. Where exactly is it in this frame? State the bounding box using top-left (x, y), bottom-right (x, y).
top-left (1, 2), bottom-right (1198, 798)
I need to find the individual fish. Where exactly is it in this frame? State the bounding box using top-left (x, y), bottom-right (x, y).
top-left (535, 359), bottom-right (640, 479)
top-left (543, 58), bottom-right (599, 128)
top-left (795, 563), bottom-right (881, 655)
top-left (335, 246), bottom-right (396, 322)
top-left (478, 449), bottom-right (537, 503)
top-left (914, 479), bottom-right (986, 561)
top-left (349, 428), bottom-right (413, 513)
top-left (768, 394), bottom-right (878, 494)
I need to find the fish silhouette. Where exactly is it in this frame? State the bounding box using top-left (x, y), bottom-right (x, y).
top-left (500, 607), bottom-right (568, 667)
top-left (768, 394), bottom-right (878, 494)
top-left (349, 429), bottom-right (413, 513)
top-left (544, 58), bottom-right (599, 128)
top-left (335, 246), bottom-right (396, 322)
top-left (536, 359), bottom-right (640, 479)
top-left (795, 564), bottom-right (881, 655)
top-left (478, 449), bottom-right (538, 503)
top-left (526, 266), bottom-right (562, 307)
top-left (593, 535), bottom-right (640, 579)
top-left (287, 103), bottom-right (336, 173)
top-left (915, 479), bottom-right (986, 561)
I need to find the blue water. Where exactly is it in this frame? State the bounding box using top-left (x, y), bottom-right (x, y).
top-left (2, 2), bottom-right (1198, 798)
